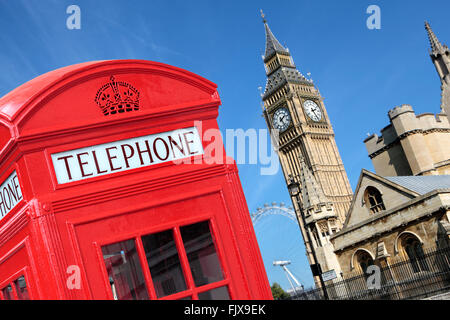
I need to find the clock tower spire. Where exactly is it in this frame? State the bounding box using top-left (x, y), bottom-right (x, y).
top-left (259, 14), bottom-right (353, 282)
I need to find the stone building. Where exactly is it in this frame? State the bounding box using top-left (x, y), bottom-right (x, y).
top-left (364, 104), bottom-right (450, 176)
top-left (259, 16), bottom-right (450, 287)
top-left (331, 170), bottom-right (450, 275)
top-left (364, 22), bottom-right (450, 177)
top-left (332, 22), bottom-right (450, 278)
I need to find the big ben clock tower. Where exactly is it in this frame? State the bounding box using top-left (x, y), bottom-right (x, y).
top-left (260, 13), bottom-right (353, 281)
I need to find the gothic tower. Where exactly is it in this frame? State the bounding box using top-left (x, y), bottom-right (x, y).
top-left (425, 21), bottom-right (450, 121)
top-left (259, 13), bottom-right (352, 279)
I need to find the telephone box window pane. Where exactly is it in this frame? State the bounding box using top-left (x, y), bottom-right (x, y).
top-left (102, 239), bottom-right (149, 300)
top-left (180, 221), bottom-right (224, 286)
top-left (13, 276), bottom-right (29, 300)
top-left (198, 286), bottom-right (230, 300)
top-left (142, 229), bottom-right (187, 298)
top-left (2, 284), bottom-right (13, 300)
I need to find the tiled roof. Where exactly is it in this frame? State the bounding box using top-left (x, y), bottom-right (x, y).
top-left (263, 22), bottom-right (289, 61)
top-left (263, 67), bottom-right (310, 98)
top-left (385, 175), bottom-right (450, 195)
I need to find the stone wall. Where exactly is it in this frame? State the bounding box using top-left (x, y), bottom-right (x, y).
top-left (364, 105), bottom-right (450, 176)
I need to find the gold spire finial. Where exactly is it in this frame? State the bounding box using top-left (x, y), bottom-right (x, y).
top-left (260, 9), bottom-right (266, 23)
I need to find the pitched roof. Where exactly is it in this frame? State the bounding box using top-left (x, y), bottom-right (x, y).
top-left (385, 175), bottom-right (450, 195)
top-left (263, 21), bottom-right (289, 61)
top-left (341, 169), bottom-right (420, 229)
top-left (263, 66), bottom-right (310, 98)
top-left (333, 171), bottom-right (450, 247)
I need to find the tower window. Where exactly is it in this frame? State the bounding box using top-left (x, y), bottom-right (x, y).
top-left (363, 186), bottom-right (386, 214)
top-left (310, 226), bottom-right (321, 248)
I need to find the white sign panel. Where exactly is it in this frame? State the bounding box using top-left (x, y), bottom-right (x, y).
top-left (322, 269), bottom-right (337, 282)
top-left (0, 171), bottom-right (23, 220)
top-left (51, 127), bottom-right (204, 184)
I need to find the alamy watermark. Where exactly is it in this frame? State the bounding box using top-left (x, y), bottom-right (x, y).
top-left (366, 265), bottom-right (381, 290)
top-left (66, 265), bottom-right (81, 290)
top-left (172, 121), bottom-right (280, 176)
top-left (66, 5), bottom-right (81, 30)
top-left (366, 5), bottom-right (381, 30)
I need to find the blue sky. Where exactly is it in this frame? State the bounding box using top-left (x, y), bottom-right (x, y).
top-left (0, 0), bottom-right (449, 291)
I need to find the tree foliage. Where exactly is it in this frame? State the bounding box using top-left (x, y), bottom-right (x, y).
top-left (271, 282), bottom-right (290, 300)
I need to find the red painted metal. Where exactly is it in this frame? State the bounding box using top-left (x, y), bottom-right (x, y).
top-left (0, 60), bottom-right (272, 300)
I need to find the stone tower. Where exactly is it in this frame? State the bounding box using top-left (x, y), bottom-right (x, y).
top-left (259, 13), bottom-right (351, 279)
top-left (297, 156), bottom-right (343, 277)
top-left (363, 22), bottom-right (450, 177)
top-left (364, 104), bottom-right (450, 176)
top-left (425, 21), bottom-right (450, 122)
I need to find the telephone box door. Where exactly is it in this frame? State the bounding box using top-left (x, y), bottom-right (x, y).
top-left (70, 190), bottom-right (249, 300)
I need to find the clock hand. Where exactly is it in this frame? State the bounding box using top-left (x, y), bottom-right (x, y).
top-left (312, 110), bottom-right (319, 119)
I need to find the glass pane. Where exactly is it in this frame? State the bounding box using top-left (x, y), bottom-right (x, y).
top-left (13, 276), bottom-right (29, 300)
top-left (360, 262), bottom-right (367, 274)
top-left (198, 286), bottom-right (230, 300)
top-left (102, 239), bottom-right (149, 300)
top-left (178, 296), bottom-right (192, 300)
top-left (1, 284), bottom-right (13, 300)
top-left (142, 229), bottom-right (187, 298)
top-left (180, 221), bottom-right (223, 286)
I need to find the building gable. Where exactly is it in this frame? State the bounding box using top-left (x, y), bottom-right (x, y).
top-left (343, 169), bottom-right (419, 229)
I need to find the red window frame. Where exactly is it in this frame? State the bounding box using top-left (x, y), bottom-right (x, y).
top-left (95, 217), bottom-right (233, 300)
top-left (0, 268), bottom-right (31, 300)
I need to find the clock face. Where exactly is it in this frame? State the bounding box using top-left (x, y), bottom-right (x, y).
top-left (272, 107), bottom-right (291, 132)
top-left (303, 100), bottom-right (322, 122)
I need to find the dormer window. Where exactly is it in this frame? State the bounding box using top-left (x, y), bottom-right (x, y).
top-left (364, 186), bottom-right (386, 214)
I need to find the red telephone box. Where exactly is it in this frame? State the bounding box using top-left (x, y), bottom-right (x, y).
top-left (0, 60), bottom-right (272, 300)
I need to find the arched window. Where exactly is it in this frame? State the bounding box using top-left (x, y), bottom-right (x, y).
top-left (354, 250), bottom-right (374, 274)
top-left (364, 186), bottom-right (386, 214)
top-left (310, 226), bottom-right (321, 248)
top-left (400, 234), bottom-right (429, 273)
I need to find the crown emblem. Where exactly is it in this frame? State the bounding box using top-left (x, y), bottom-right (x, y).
top-left (95, 76), bottom-right (140, 116)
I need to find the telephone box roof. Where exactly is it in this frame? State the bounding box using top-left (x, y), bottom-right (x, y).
top-left (0, 59), bottom-right (217, 123)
